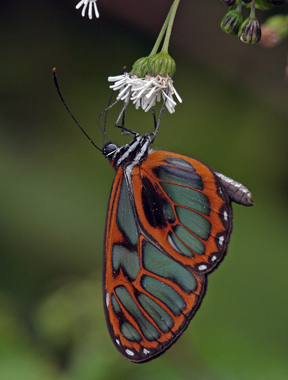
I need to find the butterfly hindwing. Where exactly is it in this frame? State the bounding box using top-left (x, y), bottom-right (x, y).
top-left (103, 150), bottom-right (234, 362)
top-left (132, 150), bottom-right (233, 274)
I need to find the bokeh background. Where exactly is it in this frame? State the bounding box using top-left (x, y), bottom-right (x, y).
top-left (1, 1), bottom-right (288, 379)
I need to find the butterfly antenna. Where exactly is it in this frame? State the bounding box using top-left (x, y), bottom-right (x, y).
top-left (53, 68), bottom-right (103, 152)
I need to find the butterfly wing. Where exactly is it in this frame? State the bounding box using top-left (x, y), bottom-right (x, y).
top-left (132, 150), bottom-right (234, 274)
top-left (103, 150), bottom-right (233, 363)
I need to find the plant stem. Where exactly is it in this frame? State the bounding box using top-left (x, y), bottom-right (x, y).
top-left (149, 8), bottom-right (172, 56)
top-left (236, 0), bottom-right (242, 14)
top-left (162, 0), bottom-right (181, 54)
top-left (250, 0), bottom-right (256, 18)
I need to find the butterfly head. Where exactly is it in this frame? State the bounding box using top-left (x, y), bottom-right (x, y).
top-left (102, 142), bottom-right (118, 160)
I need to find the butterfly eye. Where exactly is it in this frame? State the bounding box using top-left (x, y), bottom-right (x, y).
top-left (103, 143), bottom-right (118, 158)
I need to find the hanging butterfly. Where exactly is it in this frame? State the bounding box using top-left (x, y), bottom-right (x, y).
top-left (53, 68), bottom-right (254, 363)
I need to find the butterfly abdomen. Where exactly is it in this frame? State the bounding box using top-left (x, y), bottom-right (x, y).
top-left (215, 172), bottom-right (254, 206)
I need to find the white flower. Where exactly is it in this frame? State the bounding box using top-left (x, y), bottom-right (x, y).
top-left (108, 73), bottom-right (182, 114)
top-left (76, 0), bottom-right (99, 19)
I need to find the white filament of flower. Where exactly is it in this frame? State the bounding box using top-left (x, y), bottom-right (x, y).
top-left (76, 0), bottom-right (99, 19)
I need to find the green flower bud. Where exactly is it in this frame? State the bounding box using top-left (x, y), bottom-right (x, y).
top-left (130, 57), bottom-right (150, 77)
top-left (221, 9), bottom-right (244, 35)
top-left (147, 52), bottom-right (176, 77)
top-left (239, 17), bottom-right (261, 43)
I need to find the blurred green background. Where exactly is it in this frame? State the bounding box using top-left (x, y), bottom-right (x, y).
top-left (1, 1), bottom-right (288, 379)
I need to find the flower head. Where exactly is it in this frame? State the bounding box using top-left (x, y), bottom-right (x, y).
top-left (76, 0), bottom-right (99, 19)
top-left (108, 73), bottom-right (182, 114)
top-left (108, 52), bottom-right (181, 114)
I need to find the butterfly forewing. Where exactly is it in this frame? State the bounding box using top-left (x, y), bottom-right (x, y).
top-left (103, 150), bottom-right (234, 362)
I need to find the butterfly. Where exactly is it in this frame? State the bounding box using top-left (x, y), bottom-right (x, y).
top-left (102, 132), bottom-right (254, 363)
top-left (53, 68), bottom-right (254, 363)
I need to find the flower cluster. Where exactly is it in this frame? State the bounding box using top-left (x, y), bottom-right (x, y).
top-left (221, 1), bottom-right (262, 43)
top-left (220, 0), bottom-right (288, 44)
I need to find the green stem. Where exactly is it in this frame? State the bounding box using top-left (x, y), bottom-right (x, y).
top-left (236, 0), bottom-right (242, 13)
top-left (162, 0), bottom-right (181, 54)
top-left (149, 8), bottom-right (172, 56)
top-left (250, 0), bottom-right (256, 18)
